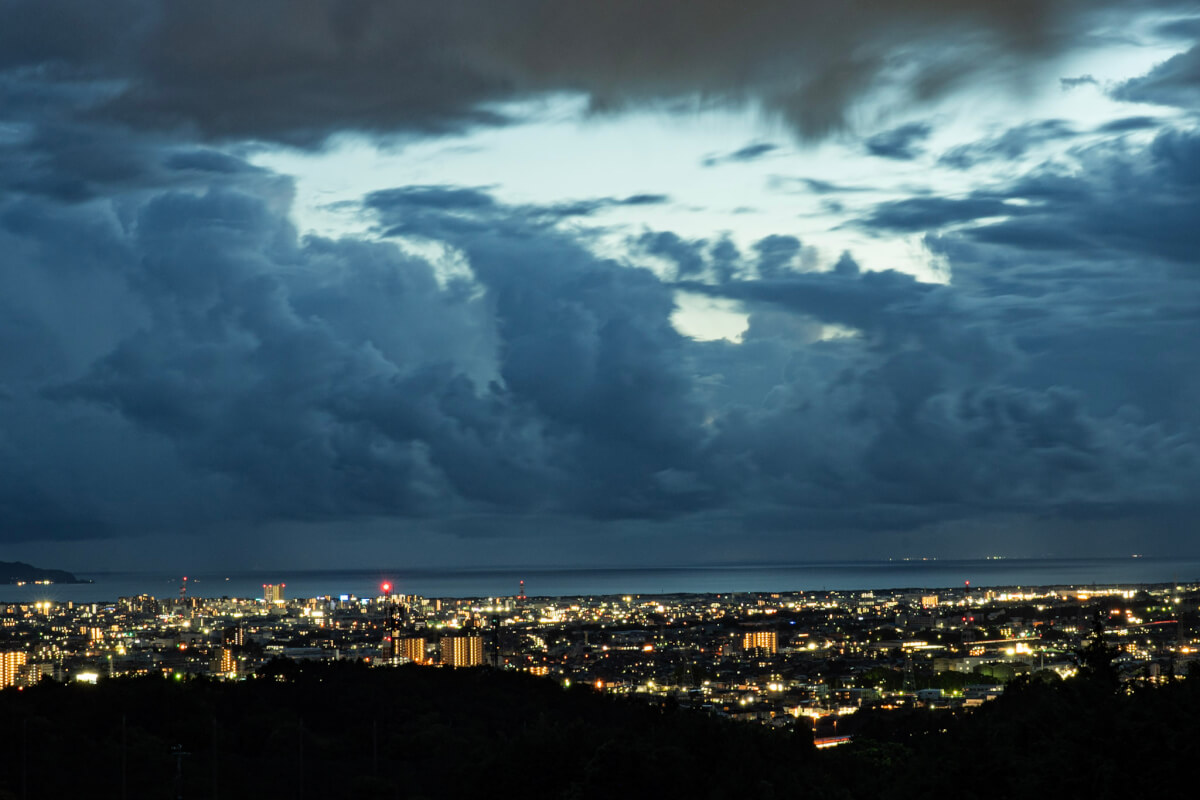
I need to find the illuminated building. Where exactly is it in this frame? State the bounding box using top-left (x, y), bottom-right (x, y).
top-left (1, 651), bottom-right (28, 689)
top-left (921, 595), bottom-right (939, 609)
top-left (18, 663), bottom-right (48, 686)
top-left (263, 584), bottom-right (286, 605)
top-left (211, 646), bottom-right (236, 676)
top-left (398, 636), bottom-right (426, 664)
top-left (742, 631), bottom-right (777, 655)
top-left (440, 635), bottom-right (484, 667)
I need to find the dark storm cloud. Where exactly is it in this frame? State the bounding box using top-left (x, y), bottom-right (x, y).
top-left (365, 186), bottom-right (499, 213)
top-left (0, 66), bottom-right (292, 204)
top-left (3, 0), bottom-right (1184, 146)
top-left (163, 149), bottom-right (270, 176)
top-left (1095, 116), bottom-right (1163, 134)
top-left (635, 231), bottom-right (708, 278)
top-left (752, 235), bottom-right (803, 279)
top-left (366, 186), bottom-right (721, 519)
top-left (3, 7), bottom-right (1200, 555)
top-left (857, 195), bottom-right (1019, 232)
top-left (833, 251), bottom-right (862, 277)
top-left (892, 126), bottom-right (1200, 425)
top-left (939, 120), bottom-right (1077, 169)
top-left (0, 173), bottom-right (726, 541)
top-left (1113, 43), bottom-right (1200, 108)
top-left (1155, 16), bottom-right (1200, 39)
top-left (679, 260), bottom-right (1198, 526)
top-left (36, 189), bottom-right (507, 525)
top-left (702, 142), bottom-right (780, 168)
top-left (4, 132), bottom-right (1200, 548)
top-left (690, 125), bottom-right (1199, 534)
top-left (952, 127), bottom-right (1200, 264)
top-left (767, 176), bottom-right (874, 195)
top-left (864, 122), bottom-right (933, 160)
top-left (369, 186), bottom-right (670, 233)
top-left (678, 266), bottom-right (946, 352)
top-left (540, 194), bottom-right (672, 219)
top-left (1060, 74), bottom-right (1098, 89)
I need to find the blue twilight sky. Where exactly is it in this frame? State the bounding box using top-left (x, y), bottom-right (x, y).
top-left (1, 0), bottom-right (1199, 571)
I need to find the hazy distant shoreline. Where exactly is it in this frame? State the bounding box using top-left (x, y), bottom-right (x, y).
top-left (1, 556), bottom-right (1196, 604)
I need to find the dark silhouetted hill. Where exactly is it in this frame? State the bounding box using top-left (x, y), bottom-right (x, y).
top-left (0, 660), bottom-right (1196, 799)
top-left (0, 560), bottom-right (83, 584)
top-left (0, 662), bottom-right (821, 800)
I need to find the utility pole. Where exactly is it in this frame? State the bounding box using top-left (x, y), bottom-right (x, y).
top-left (171, 744), bottom-right (190, 800)
top-left (212, 718), bottom-right (219, 800)
top-left (297, 717), bottom-right (304, 800)
top-left (21, 717), bottom-right (28, 800)
top-left (120, 715), bottom-right (127, 800)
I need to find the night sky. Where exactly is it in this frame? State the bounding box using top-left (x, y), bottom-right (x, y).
top-left (2, 1), bottom-right (1199, 571)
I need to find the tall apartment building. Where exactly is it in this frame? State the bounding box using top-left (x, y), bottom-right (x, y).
top-left (397, 636), bottom-right (427, 664)
top-left (440, 635), bottom-right (484, 667)
top-left (0, 651), bottom-right (28, 689)
top-left (742, 630), bottom-right (778, 655)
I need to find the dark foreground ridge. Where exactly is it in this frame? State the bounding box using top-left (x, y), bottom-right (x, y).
top-left (0, 662), bottom-right (819, 799)
top-left (0, 561), bottom-right (84, 585)
top-left (0, 660), bottom-right (1196, 799)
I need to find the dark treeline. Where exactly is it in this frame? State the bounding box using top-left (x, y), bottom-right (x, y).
top-left (831, 670), bottom-right (1198, 799)
top-left (0, 661), bottom-right (821, 800)
top-left (0, 659), bottom-right (1196, 799)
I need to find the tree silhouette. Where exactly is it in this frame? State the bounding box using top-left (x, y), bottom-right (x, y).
top-left (1076, 611), bottom-right (1119, 690)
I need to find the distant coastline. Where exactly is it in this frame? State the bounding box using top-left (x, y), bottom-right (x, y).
top-left (1, 556), bottom-right (1197, 604)
top-left (0, 560), bottom-right (88, 586)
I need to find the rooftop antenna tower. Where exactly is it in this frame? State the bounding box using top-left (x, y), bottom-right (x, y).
top-left (382, 582), bottom-right (400, 662)
top-left (518, 579), bottom-right (527, 600)
top-left (179, 576), bottom-right (188, 603)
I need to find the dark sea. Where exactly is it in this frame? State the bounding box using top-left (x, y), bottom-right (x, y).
top-left (3, 557), bottom-right (1199, 603)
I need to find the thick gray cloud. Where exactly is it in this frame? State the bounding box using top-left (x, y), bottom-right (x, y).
top-left (902, 127), bottom-right (1200, 264)
top-left (1060, 74), bottom-right (1098, 89)
top-left (1095, 116), bottom-right (1163, 134)
top-left (858, 196), bottom-right (1020, 232)
top-left (939, 120), bottom-right (1077, 169)
top-left (702, 142), bottom-right (780, 168)
top-left (2, 0), bottom-right (1186, 145)
top-left (753, 235), bottom-right (803, 279)
top-left (3, 132), bottom-right (1199, 553)
top-left (1114, 43), bottom-right (1200, 108)
top-left (635, 231), bottom-right (708, 279)
top-left (859, 124), bottom-right (1200, 262)
top-left (865, 122), bottom-right (933, 160)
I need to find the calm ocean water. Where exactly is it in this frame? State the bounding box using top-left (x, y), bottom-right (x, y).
top-left (2, 557), bottom-right (1198, 603)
